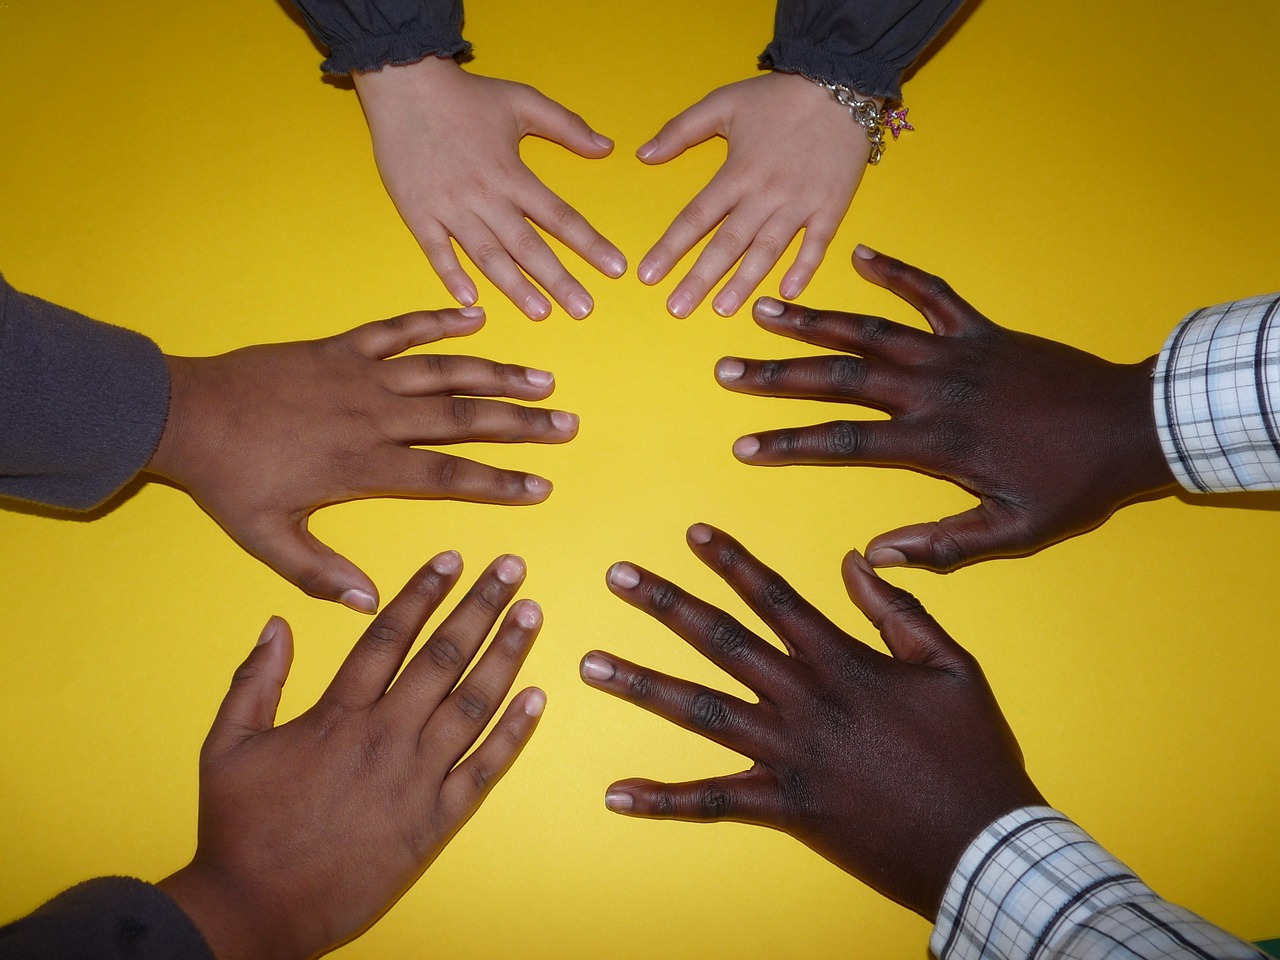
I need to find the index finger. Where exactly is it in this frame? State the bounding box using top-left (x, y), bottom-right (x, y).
top-left (321, 551), bottom-right (464, 711)
top-left (684, 524), bottom-right (878, 667)
top-left (850, 246), bottom-right (992, 339)
top-left (340, 309), bottom-right (487, 361)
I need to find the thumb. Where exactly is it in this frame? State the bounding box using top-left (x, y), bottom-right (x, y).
top-left (636, 92), bottom-right (726, 163)
top-left (245, 516), bottom-right (380, 614)
top-left (517, 87), bottom-right (613, 157)
top-left (841, 551), bottom-right (972, 672)
top-left (864, 502), bottom-right (1026, 573)
top-left (203, 616), bottom-right (295, 758)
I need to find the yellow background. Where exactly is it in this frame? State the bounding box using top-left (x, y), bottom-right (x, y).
top-left (2, 0), bottom-right (1279, 956)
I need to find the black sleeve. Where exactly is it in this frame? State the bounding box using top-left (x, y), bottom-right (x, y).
top-left (289, 0), bottom-right (470, 74)
top-left (0, 878), bottom-right (214, 960)
top-left (0, 274), bottom-right (170, 512)
top-left (760, 0), bottom-right (967, 100)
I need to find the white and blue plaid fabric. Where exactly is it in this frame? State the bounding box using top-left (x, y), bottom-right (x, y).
top-left (1154, 293), bottom-right (1280, 493)
top-left (930, 807), bottom-right (1265, 960)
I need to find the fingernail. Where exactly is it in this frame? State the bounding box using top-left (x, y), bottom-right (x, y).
top-left (636, 140), bottom-right (657, 160)
top-left (668, 292), bottom-right (694, 319)
top-left (605, 789), bottom-right (634, 812)
top-left (779, 276), bottom-right (802, 300)
top-left (340, 588), bottom-right (379, 614)
top-left (848, 549), bottom-right (876, 576)
top-left (754, 297), bottom-right (785, 317)
top-left (496, 555), bottom-right (526, 585)
top-left (458, 305), bottom-right (485, 319)
top-left (687, 523), bottom-right (713, 545)
top-left (607, 562), bottom-right (640, 589)
top-left (525, 295), bottom-right (551, 320)
top-left (580, 653), bottom-right (615, 681)
top-left (457, 285), bottom-right (478, 306)
top-left (713, 291), bottom-right (740, 317)
top-left (551, 410), bottom-right (579, 432)
top-left (256, 616), bottom-right (282, 647)
top-left (524, 475), bottom-right (551, 497)
top-left (524, 687), bottom-right (547, 718)
top-left (515, 599), bottom-right (542, 629)
top-left (604, 254), bottom-right (627, 278)
top-left (854, 244), bottom-right (878, 260)
top-left (733, 436), bottom-right (761, 459)
top-left (567, 293), bottom-right (593, 320)
top-left (592, 132), bottom-right (614, 150)
top-left (525, 368), bottom-right (554, 388)
top-left (638, 260), bottom-right (659, 285)
top-left (431, 550), bottom-right (462, 575)
top-left (716, 358), bottom-right (745, 382)
top-left (867, 547), bottom-right (907, 567)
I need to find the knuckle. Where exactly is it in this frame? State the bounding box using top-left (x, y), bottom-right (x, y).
top-left (793, 307), bottom-right (822, 332)
top-left (427, 635), bottom-right (464, 671)
top-left (857, 315), bottom-right (894, 344)
top-left (708, 615), bottom-right (750, 661)
top-left (365, 617), bottom-right (409, 649)
top-left (757, 360), bottom-right (784, 385)
top-left (928, 530), bottom-right (970, 571)
top-left (428, 456), bottom-right (460, 489)
top-left (922, 274), bottom-right (960, 307)
top-left (474, 579), bottom-right (508, 613)
top-left (698, 781), bottom-right (733, 819)
top-left (772, 429), bottom-right (800, 455)
top-left (825, 356), bottom-right (868, 392)
top-left (751, 232), bottom-right (784, 260)
top-left (421, 353), bottom-right (450, 378)
top-left (648, 582), bottom-right (681, 614)
top-left (452, 685), bottom-right (490, 721)
top-left (545, 198), bottom-right (581, 232)
top-left (689, 689), bottom-right (731, 731)
top-left (471, 240), bottom-right (506, 269)
top-left (678, 201), bottom-right (714, 233)
top-left (885, 589), bottom-right (928, 619)
top-left (825, 421), bottom-right (863, 457)
top-left (469, 761), bottom-right (494, 793)
top-left (654, 789), bottom-right (676, 816)
top-left (626, 670), bottom-right (655, 702)
top-left (716, 543), bottom-right (744, 568)
top-left (760, 576), bottom-right (799, 614)
top-left (511, 230), bottom-right (545, 260)
top-left (448, 397), bottom-right (477, 428)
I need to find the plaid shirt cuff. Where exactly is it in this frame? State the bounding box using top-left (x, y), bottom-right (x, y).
top-left (1153, 292), bottom-right (1280, 493)
top-left (929, 807), bottom-right (1264, 960)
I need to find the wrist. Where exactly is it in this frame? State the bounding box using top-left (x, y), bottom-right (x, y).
top-left (159, 862), bottom-right (303, 960)
top-left (144, 355), bottom-right (202, 489)
top-left (1115, 355), bottom-right (1179, 502)
top-left (352, 53), bottom-right (461, 103)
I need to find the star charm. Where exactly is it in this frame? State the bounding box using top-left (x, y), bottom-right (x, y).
top-left (887, 107), bottom-right (914, 139)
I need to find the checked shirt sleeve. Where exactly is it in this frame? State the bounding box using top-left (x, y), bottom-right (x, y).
top-left (930, 807), bottom-right (1265, 960)
top-left (1153, 292), bottom-right (1280, 493)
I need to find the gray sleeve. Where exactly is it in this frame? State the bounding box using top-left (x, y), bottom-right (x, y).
top-left (760, 0), bottom-right (967, 101)
top-left (0, 877), bottom-right (214, 960)
top-left (0, 274), bottom-right (170, 511)
top-left (289, 0), bottom-right (470, 74)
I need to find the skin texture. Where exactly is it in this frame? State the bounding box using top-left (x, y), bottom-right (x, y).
top-left (353, 56), bottom-right (626, 320)
top-left (637, 71), bottom-right (871, 318)
top-left (718, 247), bottom-right (1180, 571)
top-left (159, 552), bottom-right (546, 960)
top-left (581, 525), bottom-right (1045, 920)
top-left (143, 307), bottom-right (577, 612)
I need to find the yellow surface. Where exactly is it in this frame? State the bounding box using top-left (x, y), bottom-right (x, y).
top-left (2, 1), bottom-right (1279, 956)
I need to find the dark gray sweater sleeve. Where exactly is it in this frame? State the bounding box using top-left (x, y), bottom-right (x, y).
top-left (761, 0), bottom-right (967, 100)
top-left (290, 0), bottom-right (469, 74)
top-left (0, 877), bottom-right (214, 960)
top-left (0, 274), bottom-right (170, 511)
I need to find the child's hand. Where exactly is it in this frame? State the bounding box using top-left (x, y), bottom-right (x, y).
top-left (637, 71), bottom-right (869, 318)
top-left (354, 56), bottom-right (626, 320)
top-left (144, 308), bottom-right (577, 610)
top-left (160, 552), bottom-right (545, 959)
